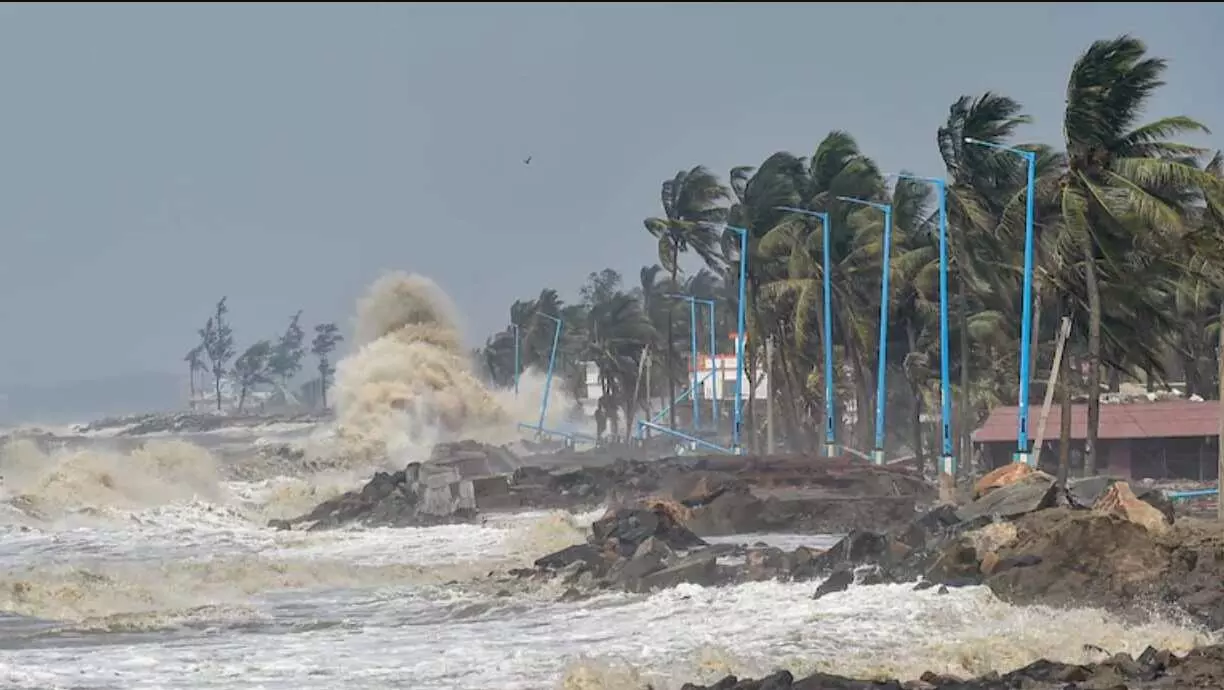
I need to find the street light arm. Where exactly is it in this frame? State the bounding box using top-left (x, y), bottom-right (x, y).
top-left (963, 137), bottom-right (1035, 160)
top-left (536, 312), bottom-right (562, 324)
top-left (836, 196), bottom-right (891, 212)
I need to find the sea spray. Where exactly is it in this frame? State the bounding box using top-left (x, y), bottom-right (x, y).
top-left (330, 271), bottom-right (585, 466)
top-left (0, 438), bottom-right (227, 517)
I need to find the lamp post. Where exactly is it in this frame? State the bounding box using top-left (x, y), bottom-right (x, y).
top-left (775, 206), bottom-right (837, 457)
top-left (837, 196), bottom-right (893, 465)
top-left (665, 293), bottom-right (719, 435)
top-left (965, 136), bottom-right (1038, 466)
top-left (699, 222), bottom-right (748, 454)
top-left (890, 174), bottom-right (954, 482)
top-left (535, 312), bottom-right (563, 433)
top-left (510, 322), bottom-right (521, 397)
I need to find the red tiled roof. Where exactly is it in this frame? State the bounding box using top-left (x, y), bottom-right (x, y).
top-left (973, 400), bottom-right (1221, 443)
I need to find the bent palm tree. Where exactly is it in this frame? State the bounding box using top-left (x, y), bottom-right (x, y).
top-left (1058, 34), bottom-right (1217, 474)
top-left (644, 166), bottom-right (729, 429)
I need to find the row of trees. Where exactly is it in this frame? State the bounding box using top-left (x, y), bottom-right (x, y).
top-left (186, 298), bottom-right (344, 412)
top-left (479, 35), bottom-right (1224, 476)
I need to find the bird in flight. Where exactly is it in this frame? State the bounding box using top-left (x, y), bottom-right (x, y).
top-left (523, 156), bottom-right (532, 165)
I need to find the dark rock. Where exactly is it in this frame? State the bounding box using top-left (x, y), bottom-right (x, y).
top-left (591, 506), bottom-right (707, 554)
top-left (534, 544), bottom-right (604, 572)
top-left (955, 473), bottom-right (1058, 522)
top-left (678, 643), bottom-right (1224, 689)
top-left (267, 461), bottom-right (478, 530)
top-left (812, 567), bottom-right (854, 600)
top-left (635, 554), bottom-right (719, 592)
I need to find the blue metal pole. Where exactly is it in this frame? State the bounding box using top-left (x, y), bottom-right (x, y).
top-left (776, 206), bottom-right (837, 457)
top-left (822, 215), bottom-right (837, 458)
top-left (892, 175), bottom-right (955, 478)
top-left (734, 227), bottom-right (748, 454)
top-left (964, 137), bottom-right (1038, 466)
top-left (875, 206), bottom-right (894, 465)
top-left (1017, 151), bottom-right (1037, 465)
top-left (837, 197), bottom-right (893, 465)
top-left (690, 298), bottom-right (699, 431)
top-left (936, 181), bottom-right (954, 473)
top-left (537, 313), bottom-right (562, 432)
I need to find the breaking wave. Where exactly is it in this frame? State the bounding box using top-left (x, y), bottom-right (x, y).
top-left (0, 438), bottom-right (226, 520)
top-left (330, 271), bottom-right (582, 467)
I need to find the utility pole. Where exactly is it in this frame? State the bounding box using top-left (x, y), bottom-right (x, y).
top-left (1032, 317), bottom-right (1072, 474)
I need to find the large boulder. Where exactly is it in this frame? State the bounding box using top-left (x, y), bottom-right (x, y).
top-left (955, 471), bottom-right (1059, 523)
top-left (1092, 481), bottom-right (1171, 535)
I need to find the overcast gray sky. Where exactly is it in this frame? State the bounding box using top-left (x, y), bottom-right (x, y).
top-left (0, 2), bottom-right (1220, 389)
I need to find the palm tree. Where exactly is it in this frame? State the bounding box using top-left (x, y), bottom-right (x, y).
top-left (937, 92), bottom-right (1032, 468)
top-left (184, 345), bottom-right (207, 408)
top-left (1057, 34), bottom-right (1217, 474)
top-left (644, 166), bottom-right (729, 429)
top-left (584, 291), bottom-right (658, 440)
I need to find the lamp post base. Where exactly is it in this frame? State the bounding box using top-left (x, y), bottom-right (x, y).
top-left (871, 449), bottom-right (885, 465)
top-left (939, 454), bottom-right (956, 504)
top-left (825, 443), bottom-right (839, 458)
top-left (1013, 451), bottom-right (1032, 467)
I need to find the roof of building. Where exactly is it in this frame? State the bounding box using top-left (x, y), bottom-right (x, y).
top-left (973, 399), bottom-right (1221, 443)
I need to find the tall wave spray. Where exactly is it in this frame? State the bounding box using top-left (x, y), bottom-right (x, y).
top-left (332, 272), bottom-right (515, 464)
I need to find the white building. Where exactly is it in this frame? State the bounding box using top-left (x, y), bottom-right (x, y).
top-left (578, 334), bottom-right (770, 416)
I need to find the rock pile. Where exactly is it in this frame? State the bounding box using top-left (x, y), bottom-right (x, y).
top-left (680, 643), bottom-right (1224, 690)
top-left (519, 501), bottom-right (827, 595)
top-left (274, 444), bottom-right (929, 534)
top-left (268, 461), bottom-right (479, 530)
top-left (806, 463), bottom-right (1224, 629)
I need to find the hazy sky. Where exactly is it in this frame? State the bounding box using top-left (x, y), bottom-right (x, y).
top-left (0, 2), bottom-right (1221, 388)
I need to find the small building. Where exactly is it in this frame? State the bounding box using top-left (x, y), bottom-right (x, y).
top-left (973, 400), bottom-right (1220, 480)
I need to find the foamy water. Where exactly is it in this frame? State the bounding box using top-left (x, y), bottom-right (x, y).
top-left (0, 467), bottom-right (1211, 690)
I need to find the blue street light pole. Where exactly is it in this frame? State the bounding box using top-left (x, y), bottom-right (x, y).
top-left (510, 323), bottom-right (521, 397)
top-left (965, 137), bottom-right (1038, 466)
top-left (892, 174), bottom-right (954, 480)
top-left (689, 298), bottom-right (699, 430)
top-left (701, 298), bottom-right (717, 434)
top-left (535, 313), bottom-right (563, 433)
top-left (699, 223), bottom-right (749, 454)
top-left (837, 196), bottom-right (893, 465)
top-left (775, 206), bottom-right (837, 457)
top-left (665, 293), bottom-right (718, 434)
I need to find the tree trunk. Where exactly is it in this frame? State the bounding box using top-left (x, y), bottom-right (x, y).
top-left (905, 322), bottom-right (926, 477)
top-left (238, 385), bottom-right (247, 412)
top-left (321, 365), bottom-right (330, 410)
top-left (667, 252), bottom-right (678, 431)
top-left (957, 270), bottom-right (972, 477)
top-left (214, 369), bottom-right (223, 412)
top-left (840, 312), bottom-right (873, 451)
top-left (1082, 235), bottom-right (1102, 476)
top-left (188, 366), bottom-right (196, 408)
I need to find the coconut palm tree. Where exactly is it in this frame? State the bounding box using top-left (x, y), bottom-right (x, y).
top-left (1057, 34), bottom-right (1218, 474)
top-left (644, 166), bottom-right (729, 429)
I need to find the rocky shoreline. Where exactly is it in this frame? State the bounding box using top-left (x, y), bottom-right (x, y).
top-left (271, 440), bottom-right (929, 534)
top-left (652, 464), bottom-right (1224, 690)
top-left (679, 643), bottom-right (1224, 689)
